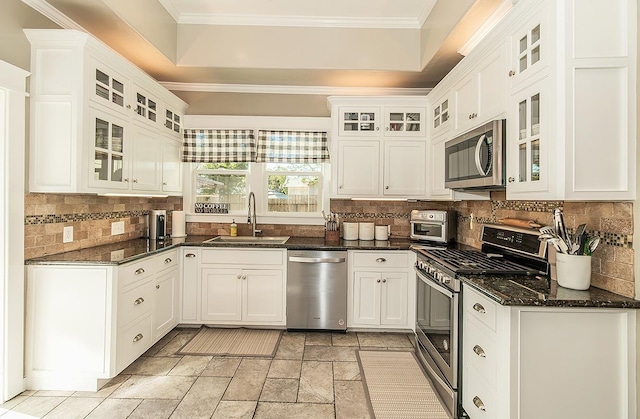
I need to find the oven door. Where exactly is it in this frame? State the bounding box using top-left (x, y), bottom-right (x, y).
top-left (410, 221), bottom-right (446, 243)
top-left (415, 269), bottom-right (458, 389)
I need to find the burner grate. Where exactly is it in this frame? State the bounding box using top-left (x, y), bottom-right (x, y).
top-left (423, 249), bottom-right (532, 274)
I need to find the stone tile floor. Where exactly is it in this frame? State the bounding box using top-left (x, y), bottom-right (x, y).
top-left (0, 328), bottom-right (417, 418)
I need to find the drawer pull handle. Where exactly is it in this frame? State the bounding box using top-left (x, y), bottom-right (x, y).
top-left (375, 258), bottom-right (386, 263)
top-left (134, 297), bottom-right (144, 305)
top-left (185, 253), bottom-right (196, 258)
top-left (473, 396), bottom-right (486, 412)
top-left (473, 303), bottom-right (486, 313)
top-left (164, 258), bottom-right (172, 264)
top-left (473, 345), bottom-right (486, 358)
top-left (135, 268), bottom-right (145, 275)
top-left (133, 333), bottom-right (144, 343)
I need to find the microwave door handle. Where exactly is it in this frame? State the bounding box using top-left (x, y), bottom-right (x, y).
top-left (474, 134), bottom-right (489, 176)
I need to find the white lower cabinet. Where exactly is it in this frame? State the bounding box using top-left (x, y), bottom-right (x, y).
top-left (25, 249), bottom-right (179, 391)
top-left (348, 250), bottom-right (415, 329)
top-left (462, 284), bottom-right (636, 419)
top-left (182, 248), bottom-right (286, 327)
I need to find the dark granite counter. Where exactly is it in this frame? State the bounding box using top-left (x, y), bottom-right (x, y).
top-left (463, 275), bottom-right (640, 309)
top-left (25, 235), bottom-right (414, 265)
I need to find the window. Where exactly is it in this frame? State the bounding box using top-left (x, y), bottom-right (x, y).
top-left (194, 162), bottom-right (248, 213)
top-left (265, 163), bottom-right (322, 213)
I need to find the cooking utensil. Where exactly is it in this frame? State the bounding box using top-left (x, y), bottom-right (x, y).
top-left (574, 224), bottom-right (586, 244)
top-left (539, 226), bottom-right (556, 236)
top-left (586, 237), bottom-right (600, 255)
top-left (500, 218), bottom-right (542, 229)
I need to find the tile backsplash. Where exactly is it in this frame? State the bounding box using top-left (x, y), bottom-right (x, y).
top-left (24, 192), bottom-right (634, 298)
top-left (24, 193), bottom-right (183, 259)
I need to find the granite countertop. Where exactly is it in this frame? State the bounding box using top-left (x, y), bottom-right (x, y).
top-left (463, 274), bottom-right (640, 309)
top-left (25, 235), bottom-right (415, 265)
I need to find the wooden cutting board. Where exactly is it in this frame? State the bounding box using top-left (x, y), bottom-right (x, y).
top-left (499, 218), bottom-right (542, 229)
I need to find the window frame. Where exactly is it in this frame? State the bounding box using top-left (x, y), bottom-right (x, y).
top-left (183, 115), bottom-right (331, 226)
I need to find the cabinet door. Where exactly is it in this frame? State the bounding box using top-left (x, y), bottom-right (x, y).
top-left (201, 268), bottom-right (242, 321)
top-left (132, 85), bottom-right (160, 128)
top-left (242, 269), bottom-right (284, 323)
top-left (383, 141), bottom-right (426, 196)
top-left (452, 73), bottom-right (479, 134)
top-left (336, 140), bottom-right (380, 196)
top-left (429, 94), bottom-right (451, 136)
top-left (130, 124), bottom-right (161, 192)
top-left (383, 107), bottom-right (426, 137)
top-left (181, 248), bottom-right (199, 322)
top-left (508, 10), bottom-right (548, 90)
top-left (352, 271), bottom-right (381, 325)
top-left (507, 77), bottom-right (555, 199)
top-left (477, 45), bottom-right (507, 122)
top-left (338, 107), bottom-right (381, 136)
top-left (90, 59), bottom-right (128, 115)
top-left (379, 272), bottom-right (407, 326)
top-left (163, 106), bottom-right (183, 138)
top-left (154, 267), bottom-right (178, 339)
top-left (88, 106), bottom-right (129, 190)
top-left (161, 139), bottom-right (182, 194)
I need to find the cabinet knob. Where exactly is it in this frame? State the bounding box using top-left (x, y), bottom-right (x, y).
top-left (135, 268), bottom-right (145, 275)
top-left (376, 127), bottom-right (380, 131)
top-left (134, 297), bottom-right (144, 305)
top-left (473, 345), bottom-right (486, 358)
top-left (375, 258), bottom-right (386, 263)
top-left (124, 178), bottom-right (130, 182)
top-left (385, 186), bottom-right (389, 190)
top-left (126, 104), bottom-right (132, 109)
top-left (163, 182), bottom-right (168, 186)
top-left (237, 274), bottom-right (242, 279)
top-left (132, 179), bottom-right (138, 183)
top-left (164, 258), bottom-right (172, 264)
top-left (339, 185), bottom-right (343, 189)
top-left (156, 284), bottom-right (160, 289)
top-left (508, 176), bottom-right (515, 183)
top-left (133, 333), bottom-right (144, 343)
top-left (376, 279), bottom-right (381, 283)
top-left (469, 114), bottom-right (472, 119)
top-left (472, 302), bottom-right (486, 313)
top-left (473, 396), bottom-right (486, 412)
top-left (382, 278), bottom-right (387, 283)
top-left (508, 70), bottom-right (516, 77)
top-left (242, 275), bottom-right (247, 280)
top-left (185, 253), bottom-right (196, 258)
top-left (385, 127), bottom-right (389, 131)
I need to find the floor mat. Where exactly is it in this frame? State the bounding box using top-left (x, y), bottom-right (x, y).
top-left (177, 327), bottom-right (282, 357)
top-left (357, 350), bottom-right (450, 419)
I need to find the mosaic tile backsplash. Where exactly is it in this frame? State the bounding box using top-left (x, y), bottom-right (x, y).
top-left (24, 192), bottom-right (634, 298)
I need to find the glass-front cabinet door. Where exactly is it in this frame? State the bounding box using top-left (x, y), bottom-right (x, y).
top-left (508, 9), bottom-right (548, 90)
top-left (384, 107), bottom-right (426, 137)
top-left (338, 107), bottom-right (381, 136)
top-left (89, 107), bottom-right (129, 190)
top-left (133, 85), bottom-right (159, 127)
top-left (164, 107), bottom-right (183, 137)
top-left (507, 77), bottom-right (551, 198)
top-left (90, 59), bottom-right (128, 115)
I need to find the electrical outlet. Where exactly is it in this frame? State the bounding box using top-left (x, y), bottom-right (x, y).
top-left (111, 221), bottom-right (125, 235)
top-left (63, 226), bottom-right (73, 243)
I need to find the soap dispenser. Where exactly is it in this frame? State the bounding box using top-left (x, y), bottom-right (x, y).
top-left (230, 219), bottom-right (238, 237)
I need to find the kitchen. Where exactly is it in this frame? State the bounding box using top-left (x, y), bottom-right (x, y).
top-left (1, 0), bottom-right (640, 418)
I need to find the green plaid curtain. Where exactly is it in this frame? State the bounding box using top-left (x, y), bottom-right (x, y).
top-left (182, 129), bottom-right (256, 163)
top-left (256, 130), bottom-right (330, 163)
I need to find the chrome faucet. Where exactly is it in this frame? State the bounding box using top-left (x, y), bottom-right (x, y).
top-left (247, 192), bottom-right (261, 237)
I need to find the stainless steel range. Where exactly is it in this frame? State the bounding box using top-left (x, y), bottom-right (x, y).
top-left (413, 224), bottom-right (548, 418)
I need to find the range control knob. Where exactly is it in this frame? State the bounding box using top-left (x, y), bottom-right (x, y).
top-left (442, 275), bottom-right (452, 285)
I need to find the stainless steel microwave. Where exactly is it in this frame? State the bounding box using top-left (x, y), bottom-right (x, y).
top-left (444, 119), bottom-right (506, 190)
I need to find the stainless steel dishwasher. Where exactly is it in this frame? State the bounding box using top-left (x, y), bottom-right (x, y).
top-left (287, 250), bottom-right (348, 331)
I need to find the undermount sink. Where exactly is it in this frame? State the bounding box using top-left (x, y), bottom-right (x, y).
top-left (203, 236), bottom-right (290, 244)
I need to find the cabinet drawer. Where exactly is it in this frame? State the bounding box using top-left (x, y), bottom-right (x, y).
top-left (119, 258), bottom-right (155, 288)
top-left (201, 249), bottom-right (284, 265)
top-left (155, 249), bottom-right (178, 273)
top-left (117, 314), bottom-right (153, 371)
top-left (464, 317), bottom-right (498, 386)
top-left (463, 365), bottom-right (497, 419)
top-left (352, 251), bottom-right (408, 269)
top-left (464, 288), bottom-right (497, 331)
top-left (119, 277), bottom-right (154, 327)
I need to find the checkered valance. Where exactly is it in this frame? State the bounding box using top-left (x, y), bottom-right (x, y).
top-left (182, 129), bottom-right (256, 163)
top-left (256, 130), bottom-right (330, 163)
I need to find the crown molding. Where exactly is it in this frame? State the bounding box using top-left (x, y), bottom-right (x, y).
top-left (157, 0), bottom-right (182, 23)
top-left (161, 82), bottom-right (431, 96)
top-left (174, 13), bottom-right (420, 29)
top-left (20, 0), bottom-right (86, 31)
top-left (457, 0), bottom-right (513, 56)
top-left (416, 0), bottom-right (438, 27)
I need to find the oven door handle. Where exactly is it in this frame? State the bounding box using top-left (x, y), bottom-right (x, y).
top-left (415, 269), bottom-right (454, 298)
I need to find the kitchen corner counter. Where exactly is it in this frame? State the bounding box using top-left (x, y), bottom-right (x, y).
top-left (25, 236), bottom-right (415, 265)
top-left (463, 275), bottom-right (640, 309)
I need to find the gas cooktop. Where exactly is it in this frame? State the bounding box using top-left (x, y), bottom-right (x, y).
top-left (422, 248), bottom-right (535, 275)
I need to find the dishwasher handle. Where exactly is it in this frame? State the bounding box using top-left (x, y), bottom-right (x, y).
top-left (288, 256), bottom-right (346, 264)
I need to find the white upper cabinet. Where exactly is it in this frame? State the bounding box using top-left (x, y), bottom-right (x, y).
top-left (25, 29), bottom-right (188, 196)
top-left (329, 96), bottom-right (429, 199)
top-left (430, 92), bottom-right (452, 136)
